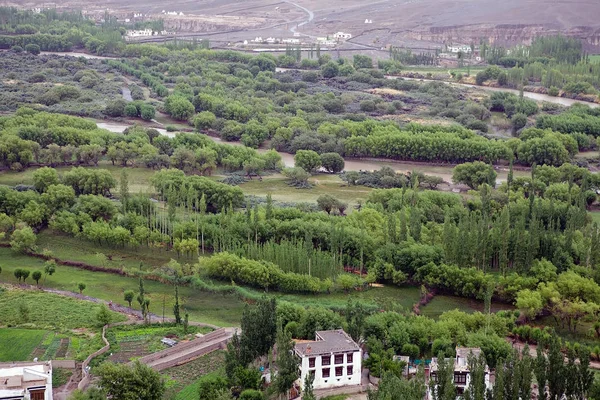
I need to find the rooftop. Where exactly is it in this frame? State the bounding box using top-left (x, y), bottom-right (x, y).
top-left (294, 329), bottom-right (360, 357)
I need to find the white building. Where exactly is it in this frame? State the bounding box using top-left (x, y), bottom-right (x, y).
top-left (294, 330), bottom-right (362, 391)
top-left (447, 44), bottom-right (472, 54)
top-left (282, 38), bottom-right (301, 44)
top-left (0, 362), bottom-right (53, 400)
top-left (364, 19), bottom-right (373, 24)
top-left (333, 32), bottom-right (352, 40)
top-left (125, 29), bottom-right (153, 37)
top-left (429, 347), bottom-right (491, 397)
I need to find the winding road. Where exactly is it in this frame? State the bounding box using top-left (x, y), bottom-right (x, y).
top-left (283, 0), bottom-right (315, 37)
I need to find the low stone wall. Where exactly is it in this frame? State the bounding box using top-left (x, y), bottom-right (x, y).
top-left (77, 325), bottom-right (110, 391)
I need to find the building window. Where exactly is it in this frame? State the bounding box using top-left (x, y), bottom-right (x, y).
top-left (454, 374), bottom-right (467, 384)
top-left (322, 368), bottom-right (330, 378)
top-left (309, 357), bottom-right (315, 368)
top-left (322, 355), bottom-right (331, 366)
top-left (30, 390), bottom-right (45, 400)
top-left (334, 354), bottom-right (344, 364)
top-left (347, 366), bottom-right (353, 375)
top-left (335, 366), bottom-right (343, 376)
top-left (347, 353), bottom-right (353, 363)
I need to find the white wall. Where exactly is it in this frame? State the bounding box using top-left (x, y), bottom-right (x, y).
top-left (299, 350), bottom-right (361, 390)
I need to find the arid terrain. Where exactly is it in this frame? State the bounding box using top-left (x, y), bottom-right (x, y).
top-left (7, 0), bottom-right (600, 51)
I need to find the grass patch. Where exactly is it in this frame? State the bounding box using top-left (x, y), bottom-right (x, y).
top-left (0, 288), bottom-right (125, 329)
top-left (274, 284), bottom-right (421, 312)
top-left (161, 351), bottom-right (226, 400)
top-left (0, 162), bottom-right (155, 194)
top-left (239, 173), bottom-right (371, 205)
top-left (0, 328), bottom-right (46, 361)
top-left (36, 229), bottom-right (192, 270)
top-left (52, 367), bottom-right (73, 388)
top-left (0, 247), bottom-right (245, 327)
top-left (421, 295), bottom-right (514, 319)
top-left (591, 212), bottom-right (600, 225)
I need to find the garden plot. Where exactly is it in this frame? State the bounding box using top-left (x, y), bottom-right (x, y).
top-left (106, 324), bottom-right (212, 364)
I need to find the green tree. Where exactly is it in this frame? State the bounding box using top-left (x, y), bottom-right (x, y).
top-left (96, 361), bottom-right (165, 400)
top-left (78, 282), bottom-right (87, 294)
top-left (21, 269), bottom-right (30, 282)
top-left (173, 285), bottom-right (181, 324)
top-left (240, 298), bottom-right (277, 364)
top-left (44, 260), bottom-right (56, 282)
top-left (321, 61), bottom-right (339, 78)
top-left (32, 167), bottom-right (59, 193)
top-left (32, 270), bottom-right (42, 285)
top-left (123, 290), bottom-right (135, 308)
top-left (353, 54), bottom-right (373, 69)
top-left (10, 226), bottom-right (37, 253)
top-left (294, 150), bottom-right (322, 174)
top-left (96, 303), bottom-right (112, 326)
top-left (452, 161), bottom-right (497, 189)
top-left (429, 354), bottom-right (456, 400)
top-left (24, 43), bottom-right (40, 55)
top-left (302, 373), bottom-right (316, 400)
top-left (515, 289), bottom-right (544, 321)
top-left (165, 95), bottom-right (195, 121)
top-left (320, 152), bottom-right (345, 173)
top-left (198, 374), bottom-right (229, 400)
top-left (273, 328), bottom-right (299, 398)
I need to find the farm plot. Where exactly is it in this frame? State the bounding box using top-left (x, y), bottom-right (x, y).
top-left (0, 328), bottom-right (46, 361)
top-left (106, 324), bottom-right (212, 364)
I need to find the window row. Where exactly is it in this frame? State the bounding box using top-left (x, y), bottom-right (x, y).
top-left (309, 353), bottom-right (353, 368)
top-left (322, 366), bottom-right (353, 378)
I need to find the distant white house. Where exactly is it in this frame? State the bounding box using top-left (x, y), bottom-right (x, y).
top-left (333, 32), bottom-right (352, 40)
top-left (282, 38), bottom-right (301, 44)
top-left (294, 330), bottom-right (362, 391)
top-left (265, 37), bottom-right (277, 44)
top-left (447, 44), bottom-right (472, 54)
top-left (0, 362), bottom-right (53, 400)
top-left (126, 29), bottom-right (153, 37)
top-left (364, 19), bottom-right (373, 24)
top-left (429, 347), bottom-right (491, 397)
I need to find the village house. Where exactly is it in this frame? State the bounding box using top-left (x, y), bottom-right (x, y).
top-left (294, 329), bottom-right (362, 391)
top-left (125, 28), bottom-right (153, 37)
top-left (0, 362), bottom-right (53, 400)
top-left (333, 32), bottom-right (352, 40)
top-left (429, 347), bottom-right (491, 397)
top-left (447, 44), bottom-right (472, 53)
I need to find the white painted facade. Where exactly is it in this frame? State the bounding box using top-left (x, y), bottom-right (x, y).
top-left (0, 362), bottom-right (53, 400)
top-left (295, 330), bottom-right (362, 391)
top-left (126, 29), bottom-right (153, 37)
top-left (429, 347), bottom-right (491, 398)
top-left (447, 44), bottom-right (472, 53)
top-left (333, 32), bottom-right (352, 40)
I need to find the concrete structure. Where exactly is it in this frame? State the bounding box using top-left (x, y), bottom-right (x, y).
top-left (0, 362), bottom-right (53, 400)
top-left (294, 330), bottom-right (362, 391)
top-left (429, 347), bottom-right (490, 397)
top-left (447, 44), bottom-right (472, 53)
top-left (126, 29), bottom-right (153, 37)
top-left (282, 38), bottom-right (301, 44)
top-left (333, 32), bottom-right (352, 40)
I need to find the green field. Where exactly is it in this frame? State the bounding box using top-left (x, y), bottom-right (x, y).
top-left (0, 328), bottom-right (47, 361)
top-left (36, 230), bottom-right (192, 271)
top-left (592, 212), bottom-right (600, 224)
top-left (0, 288), bottom-right (125, 329)
top-left (0, 247), bottom-right (245, 327)
top-left (589, 55), bottom-right (600, 64)
top-left (161, 351), bottom-right (226, 400)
